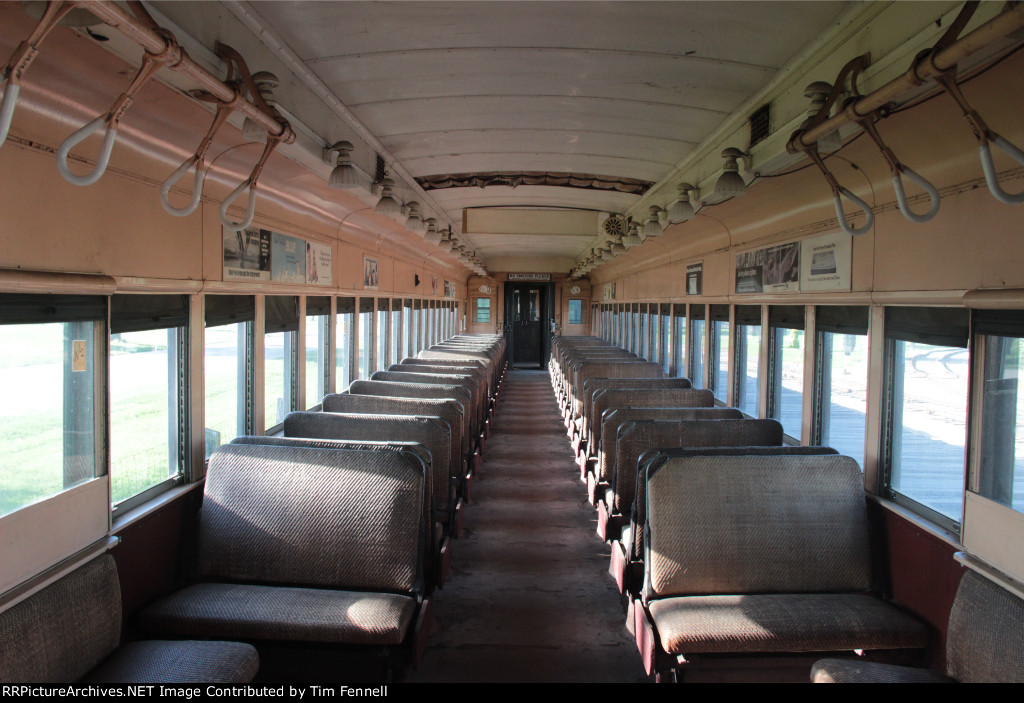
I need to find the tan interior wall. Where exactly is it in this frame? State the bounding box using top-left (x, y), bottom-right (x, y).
top-left (0, 140), bottom-right (465, 303)
top-left (587, 51), bottom-right (1024, 307)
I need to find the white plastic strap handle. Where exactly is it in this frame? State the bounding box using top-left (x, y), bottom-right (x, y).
top-left (219, 178), bottom-right (257, 232)
top-left (980, 134), bottom-right (1024, 205)
top-left (160, 156), bottom-right (206, 217)
top-left (56, 116), bottom-right (118, 186)
top-left (892, 165), bottom-right (941, 224)
top-left (0, 82), bottom-right (19, 146)
top-left (833, 186), bottom-right (874, 236)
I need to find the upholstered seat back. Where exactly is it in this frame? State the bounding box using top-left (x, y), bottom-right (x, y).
top-left (198, 444), bottom-right (425, 593)
top-left (644, 454), bottom-right (869, 597)
top-left (282, 411), bottom-right (453, 514)
top-left (947, 570), bottom-right (1024, 682)
top-left (0, 555), bottom-right (121, 682)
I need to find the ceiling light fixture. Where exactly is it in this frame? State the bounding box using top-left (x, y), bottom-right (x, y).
top-left (714, 147), bottom-right (749, 198)
top-left (404, 201), bottom-right (425, 231)
top-left (667, 183), bottom-right (697, 223)
top-left (642, 206), bottom-right (665, 237)
top-left (374, 176), bottom-right (402, 215)
top-left (423, 218), bottom-right (440, 243)
top-left (327, 140), bottom-right (360, 189)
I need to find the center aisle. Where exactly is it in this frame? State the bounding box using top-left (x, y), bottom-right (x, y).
top-left (408, 369), bottom-right (650, 683)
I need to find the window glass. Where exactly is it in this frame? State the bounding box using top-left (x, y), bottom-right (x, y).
top-left (358, 298), bottom-right (373, 378)
top-left (476, 297), bottom-right (491, 323)
top-left (376, 301), bottom-right (389, 371)
top-left (736, 323), bottom-right (761, 417)
top-left (391, 298), bottom-right (402, 367)
top-left (1, 318), bottom-right (98, 516)
top-left (883, 307), bottom-right (970, 524)
top-left (305, 298), bottom-right (330, 410)
top-left (770, 327), bottom-right (804, 440)
top-left (638, 305), bottom-right (648, 359)
top-left (204, 295), bottom-right (253, 456)
top-left (264, 296), bottom-right (298, 431)
top-left (768, 307), bottom-right (805, 441)
top-left (110, 327), bottom-right (180, 504)
top-left (887, 339), bottom-right (968, 522)
top-left (403, 299), bottom-right (414, 359)
top-left (817, 331), bottom-right (868, 468)
top-left (673, 307), bottom-right (686, 378)
top-left (712, 320), bottom-right (729, 402)
top-left (690, 308), bottom-right (705, 388)
top-left (335, 297), bottom-right (355, 391)
top-left (660, 304), bottom-right (671, 373)
top-left (979, 335), bottom-right (1024, 513)
top-left (413, 300), bottom-right (422, 353)
top-left (568, 299), bottom-right (582, 325)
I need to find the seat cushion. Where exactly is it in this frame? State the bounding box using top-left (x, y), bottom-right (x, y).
top-left (84, 640), bottom-right (259, 683)
top-left (648, 593), bottom-right (928, 655)
top-left (810, 658), bottom-right (950, 683)
top-left (141, 583), bottom-right (417, 646)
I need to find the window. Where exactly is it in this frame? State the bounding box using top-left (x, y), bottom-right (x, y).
top-left (768, 305), bottom-right (805, 442)
top-left (476, 297), bottom-right (491, 323)
top-left (265, 296), bottom-right (298, 432)
top-left (376, 299), bottom-right (389, 372)
top-left (305, 296), bottom-right (330, 409)
top-left (335, 296), bottom-right (355, 391)
top-left (672, 305), bottom-right (686, 378)
top-left (734, 305), bottom-right (761, 417)
top-left (975, 310), bottom-right (1024, 515)
top-left (710, 305), bottom-right (730, 402)
top-left (403, 299), bottom-right (414, 359)
top-left (110, 294), bottom-right (187, 509)
top-left (649, 305), bottom-right (659, 362)
top-left (413, 300), bottom-right (422, 354)
top-left (0, 294), bottom-right (104, 517)
top-left (660, 304), bottom-right (671, 373)
top-left (638, 304), bottom-right (648, 358)
top-left (358, 298), bottom-right (373, 378)
top-left (568, 298), bottom-right (583, 325)
top-left (814, 306), bottom-right (869, 468)
top-left (204, 295), bottom-right (253, 456)
top-left (882, 306), bottom-right (970, 526)
top-left (689, 304), bottom-right (705, 388)
top-left (391, 298), bottom-right (402, 366)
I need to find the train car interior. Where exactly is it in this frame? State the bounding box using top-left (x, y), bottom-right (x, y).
top-left (1, 0), bottom-right (1024, 684)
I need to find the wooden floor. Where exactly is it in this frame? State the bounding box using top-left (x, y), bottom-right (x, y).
top-left (408, 369), bottom-right (651, 683)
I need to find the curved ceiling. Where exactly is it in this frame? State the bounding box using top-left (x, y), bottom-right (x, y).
top-left (151, 0), bottom-right (853, 270)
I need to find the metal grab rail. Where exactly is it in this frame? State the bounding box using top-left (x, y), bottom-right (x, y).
top-left (219, 128), bottom-right (288, 231)
top-left (0, 1), bottom-right (77, 148)
top-left (979, 135), bottom-right (1024, 204)
top-left (853, 107), bottom-right (941, 223)
top-left (159, 91), bottom-right (241, 217)
top-left (56, 34), bottom-right (181, 186)
top-left (798, 141), bottom-right (875, 236)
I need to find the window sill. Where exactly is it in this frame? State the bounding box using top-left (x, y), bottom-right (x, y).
top-left (868, 494), bottom-right (961, 549)
top-left (111, 481), bottom-right (204, 534)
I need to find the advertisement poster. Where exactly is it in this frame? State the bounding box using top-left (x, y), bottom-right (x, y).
top-left (444, 280), bottom-right (455, 298)
top-left (686, 262), bottom-right (703, 295)
top-left (431, 275), bottom-right (439, 296)
top-left (603, 283), bottom-right (616, 300)
top-left (800, 231), bottom-right (851, 291)
top-left (271, 232), bottom-right (306, 284)
top-left (224, 227), bottom-right (271, 282)
top-left (305, 241), bottom-right (332, 286)
top-left (363, 256), bottom-right (379, 289)
top-left (735, 241), bottom-right (800, 293)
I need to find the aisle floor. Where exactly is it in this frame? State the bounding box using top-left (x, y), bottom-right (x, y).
top-left (408, 369), bottom-right (651, 683)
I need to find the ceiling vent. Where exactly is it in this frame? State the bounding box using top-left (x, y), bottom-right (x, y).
top-left (749, 103), bottom-right (771, 147)
top-left (602, 214), bottom-right (626, 239)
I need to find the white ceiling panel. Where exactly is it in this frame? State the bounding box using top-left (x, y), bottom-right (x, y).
top-left (352, 96), bottom-right (724, 149)
top-left (150, 0), bottom-right (853, 268)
